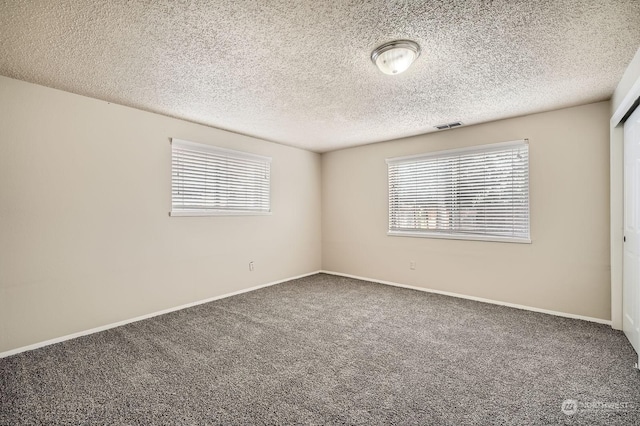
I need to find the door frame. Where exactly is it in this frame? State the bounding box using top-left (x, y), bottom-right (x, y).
top-left (611, 51), bottom-right (640, 331)
top-left (622, 106), bottom-right (640, 358)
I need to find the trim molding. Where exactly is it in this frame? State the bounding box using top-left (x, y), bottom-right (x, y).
top-left (2, 269), bottom-right (611, 358)
top-left (0, 270), bottom-right (321, 359)
top-left (320, 270), bottom-right (612, 326)
top-left (611, 74), bottom-right (640, 128)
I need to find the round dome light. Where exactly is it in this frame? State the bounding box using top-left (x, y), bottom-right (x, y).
top-left (371, 40), bottom-right (421, 75)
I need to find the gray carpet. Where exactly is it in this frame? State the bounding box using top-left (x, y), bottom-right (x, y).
top-left (1, 273), bottom-right (639, 425)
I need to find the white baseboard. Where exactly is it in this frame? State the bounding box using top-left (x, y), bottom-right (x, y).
top-left (0, 270), bottom-right (321, 359)
top-left (2, 269), bottom-right (611, 358)
top-left (320, 270), bottom-right (612, 326)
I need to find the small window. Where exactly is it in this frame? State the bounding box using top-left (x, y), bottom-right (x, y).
top-left (386, 140), bottom-right (530, 243)
top-left (171, 138), bottom-right (271, 216)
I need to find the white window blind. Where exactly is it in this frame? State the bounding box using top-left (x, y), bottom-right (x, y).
top-left (386, 140), bottom-right (530, 243)
top-left (171, 138), bottom-right (271, 216)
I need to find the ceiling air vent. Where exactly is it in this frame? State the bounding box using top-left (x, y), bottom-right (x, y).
top-left (434, 121), bottom-right (463, 130)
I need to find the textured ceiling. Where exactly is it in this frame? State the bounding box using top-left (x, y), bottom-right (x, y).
top-left (1, 1), bottom-right (639, 152)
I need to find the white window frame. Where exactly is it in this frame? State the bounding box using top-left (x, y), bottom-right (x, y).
top-left (386, 140), bottom-right (530, 244)
top-left (170, 138), bottom-right (271, 217)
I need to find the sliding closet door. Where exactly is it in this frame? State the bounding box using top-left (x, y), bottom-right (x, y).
top-left (623, 105), bottom-right (640, 358)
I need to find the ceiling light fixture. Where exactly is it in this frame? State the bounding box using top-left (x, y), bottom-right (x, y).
top-left (371, 40), bottom-right (421, 75)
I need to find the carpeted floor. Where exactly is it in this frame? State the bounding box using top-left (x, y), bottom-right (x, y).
top-left (1, 273), bottom-right (640, 425)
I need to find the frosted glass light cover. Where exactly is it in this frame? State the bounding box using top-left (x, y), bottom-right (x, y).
top-left (375, 47), bottom-right (417, 75)
top-left (371, 40), bottom-right (421, 75)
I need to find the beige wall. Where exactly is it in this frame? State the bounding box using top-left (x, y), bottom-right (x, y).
top-left (322, 102), bottom-right (611, 320)
top-left (0, 76), bottom-right (322, 353)
top-left (0, 74), bottom-right (614, 353)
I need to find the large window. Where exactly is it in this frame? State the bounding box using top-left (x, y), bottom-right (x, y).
top-left (171, 138), bottom-right (271, 216)
top-left (387, 140), bottom-right (530, 243)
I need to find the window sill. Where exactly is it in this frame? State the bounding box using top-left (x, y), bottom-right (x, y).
top-left (387, 230), bottom-right (531, 244)
top-left (170, 210), bottom-right (272, 217)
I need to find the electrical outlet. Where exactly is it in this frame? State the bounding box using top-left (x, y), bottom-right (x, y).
top-left (410, 261), bottom-right (416, 270)
top-left (249, 261), bottom-right (254, 271)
